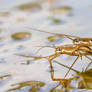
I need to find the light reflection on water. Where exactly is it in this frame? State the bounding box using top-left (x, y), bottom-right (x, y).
top-left (0, 0), bottom-right (92, 92)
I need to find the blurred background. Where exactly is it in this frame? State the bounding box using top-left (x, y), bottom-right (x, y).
top-left (0, 0), bottom-right (92, 92)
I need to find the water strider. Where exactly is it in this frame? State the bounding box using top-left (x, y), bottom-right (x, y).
top-left (36, 44), bottom-right (92, 78)
top-left (27, 27), bottom-right (92, 54)
top-left (17, 44), bottom-right (92, 79)
top-left (26, 27), bottom-right (92, 77)
top-left (27, 27), bottom-right (92, 47)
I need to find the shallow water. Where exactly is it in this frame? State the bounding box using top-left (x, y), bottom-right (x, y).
top-left (0, 0), bottom-right (92, 92)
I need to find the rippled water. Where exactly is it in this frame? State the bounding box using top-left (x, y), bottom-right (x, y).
top-left (0, 0), bottom-right (92, 92)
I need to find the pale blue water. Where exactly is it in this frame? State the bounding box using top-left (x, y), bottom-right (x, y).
top-left (0, 0), bottom-right (92, 92)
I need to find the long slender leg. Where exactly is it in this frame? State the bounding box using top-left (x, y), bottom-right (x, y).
top-left (53, 60), bottom-right (79, 73)
top-left (48, 52), bottom-right (69, 88)
top-left (48, 52), bottom-right (63, 82)
top-left (64, 56), bottom-right (79, 78)
top-left (48, 53), bottom-right (73, 90)
top-left (27, 27), bottom-right (79, 38)
top-left (50, 83), bottom-right (61, 92)
top-left (84, 55), bottom-right (92, 71)
top-left (49, 58), bottom-right (64, 82)
top-left (46, 57), bottom-right (63, 92)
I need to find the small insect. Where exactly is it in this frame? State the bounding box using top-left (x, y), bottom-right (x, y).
top-left (27, 27), bottom-right (92, 46)
top-left (27, 27), bottom-right (92, 54)
top-left (18, 44), bottom-right (92, 78)
top-left (37, 44), bottom-right (92, 78)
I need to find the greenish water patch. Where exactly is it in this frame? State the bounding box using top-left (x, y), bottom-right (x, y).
top-left (0, 74), bottom-right (11, 81)
top-left (11, 32), bottom-right (31, 40)
top-left (7, 81), bottom-right (45, 92)
top-left (15, 2), bottom-right (42, 11)
top-left (0, 12), bottom-right (10, 17)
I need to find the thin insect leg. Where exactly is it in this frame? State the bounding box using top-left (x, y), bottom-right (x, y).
top-left (35, 47), bottom-right (45, 54)
top-left (35, 44), bottom-right (63, 54)
top-left (48, 52), bottom-right (62, 74)
top-left (53, 60), bottom-right (79, 73)
top-left (48, 52), bottom-right (73, 88)
top-left (15, 50), bottom-right (62, 61)
top-left (35, 45), bottom-right (56, 48)
top-left (53, 61), bottom-right (88, 89)
top-left (50, 83), bottom-right (61, 92)
top-left (26, 27), bottom-right (79, 39)
top-left (15, 54), bottom-right (46, 58)
top-left (85, 61), bottom-right (92, 70)
top-left (48, 52), bottom-right (67, 85)
top-left (49, 58), bottom-right (62, 82)
top-left (35, 45), bottom-right (57, 54)
top-left (48, 58), bottom-right (65, 86)
top-left (64, 56), bottom-right (79, 78)
top-left (84, 55), bottom-right (92, 70)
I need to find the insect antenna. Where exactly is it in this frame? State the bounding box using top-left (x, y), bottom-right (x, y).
top-left (64, 36), bottom-right (74, 40)
top-left (35, 45), bottom-right (57, 54)
top-left (14, 54), bottom-right (32, 58)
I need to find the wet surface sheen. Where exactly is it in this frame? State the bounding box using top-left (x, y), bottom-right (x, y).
top-left (0, 0), bottom-right (92, 92)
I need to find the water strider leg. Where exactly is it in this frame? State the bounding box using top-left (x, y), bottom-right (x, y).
top-left (48, 57), bottom-right (67, 89)
top-left (48, 59), bottom-right (64, 92)
top-left (48, 52), bottom-right (68, 86)
top-left (48, 52), bottom-right (63, 76)
top-left (52, 61), bottom-right (89, 90)
top-left (48, 53), bottom-right (73, 90)
top-left (53, 60), bottom-right (79, 73)
top-left (26, 27), bottom-right (78, 39)
top-left (50, 83), bottom-right (61, 92)
top-left (64, 56), bottom-right (80, 78)
top-left (84, 55), bottom-right (92, 71)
